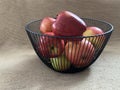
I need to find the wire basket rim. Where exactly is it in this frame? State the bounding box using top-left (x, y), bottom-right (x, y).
top-left (25, 17), bottom-right (114, 38)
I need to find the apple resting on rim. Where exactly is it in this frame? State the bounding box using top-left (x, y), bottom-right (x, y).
top-left (52, 11), bottom-right (87, 37)
top-left (40, 17), bottom-right (56, 34)
top-left (83, 26), bottom-right (105, 49)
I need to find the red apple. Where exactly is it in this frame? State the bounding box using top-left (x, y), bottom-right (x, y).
top-left (83, 26), bottom-right (105, 49)
top-left (40, 17), bottom-right (56, 33)
top-left (38, 32), bottom-right (64, 58)
top-left (52, 11), bottom-right (86, 36)
top-left (65, 39), bottom-right (95, 67)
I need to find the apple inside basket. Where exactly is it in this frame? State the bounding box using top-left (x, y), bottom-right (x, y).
top-left (25, 12), bottom-right (113, 73)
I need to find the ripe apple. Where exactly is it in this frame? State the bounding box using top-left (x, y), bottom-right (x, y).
top-left (52, 11), bottom-right (86, 36)
top-left (40, 17), bottom-right (56, 33)
top-left (65, 39), bottom-right (95, 67)
top-left (83, 26), bottom-right (105, 49)
top-left (38, 32), bottom-right (64, 58)
top-left (50, 55), bottom-right (71, 71)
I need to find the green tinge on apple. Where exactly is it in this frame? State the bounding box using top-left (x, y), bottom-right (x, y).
top-left (50, 46), bottom-right (58, 55)
top-left (50, 55), bottom-right (71, 71)
top-left (83, 26), bottom-right (105, 49)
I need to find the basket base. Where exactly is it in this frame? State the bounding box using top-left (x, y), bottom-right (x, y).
top-left (38, 55), bottom-right (91, 73)
top-left (51, 66), bottom-right (90, 74)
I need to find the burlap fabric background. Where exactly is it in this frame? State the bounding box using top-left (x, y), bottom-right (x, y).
top-left (0, 0), bottom-right (120, 90)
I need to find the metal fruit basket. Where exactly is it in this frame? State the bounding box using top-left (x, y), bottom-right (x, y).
top-left (25, 18), bottom-right (113, 73)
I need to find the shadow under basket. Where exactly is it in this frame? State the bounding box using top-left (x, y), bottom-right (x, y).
top-left (25, 18), bottom-right (113, 73)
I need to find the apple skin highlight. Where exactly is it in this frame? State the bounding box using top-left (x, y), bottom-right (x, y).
top-left (52, 11), bottom-right (87, 36)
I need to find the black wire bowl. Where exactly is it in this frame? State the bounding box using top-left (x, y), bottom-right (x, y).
top-left (25, 18), bottom-right (113, 73)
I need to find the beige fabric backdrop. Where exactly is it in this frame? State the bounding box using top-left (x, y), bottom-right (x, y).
top-left (0, 0), bottom-right (120, 90)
